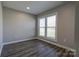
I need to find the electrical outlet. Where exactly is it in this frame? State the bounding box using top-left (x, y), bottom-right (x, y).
top-left (64, 39), bottom-right (66, 42)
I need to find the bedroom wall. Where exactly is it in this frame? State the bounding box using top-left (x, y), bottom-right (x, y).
top-left (75, 2), bottom-right (79, 56)
top-left (3, 7), bottom-right (36, 43)
top-left (37, 3), bottom-right (76, 49)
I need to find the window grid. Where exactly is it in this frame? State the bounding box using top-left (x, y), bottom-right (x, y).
top-left (46, 15), bottom-right (56, 38)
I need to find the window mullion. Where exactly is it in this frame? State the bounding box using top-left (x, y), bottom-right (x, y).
top-left (45, 17), bottom-right (47, 37)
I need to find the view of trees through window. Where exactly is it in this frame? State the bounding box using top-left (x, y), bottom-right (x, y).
top-left (47, 15), bottom-right (56, 39)
top-left (39, 18), bottom-right (45, 36)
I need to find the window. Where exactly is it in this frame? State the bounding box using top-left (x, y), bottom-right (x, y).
top-left (38, 14), bottom-right (56, 39)
top-left (47, 15), bottom-right (56, 39)
top-left (39, 18), bottom-right (45, 36)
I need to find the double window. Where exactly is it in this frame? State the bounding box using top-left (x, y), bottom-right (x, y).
top-left (39, 14), bottom-right (57, 39)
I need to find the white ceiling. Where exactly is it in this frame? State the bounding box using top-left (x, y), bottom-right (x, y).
top-left (2, 1), bottom-right (66, 15)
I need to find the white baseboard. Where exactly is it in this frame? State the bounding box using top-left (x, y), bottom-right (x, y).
top-left (34, 37), bottom-right (76, 53)
top-left (2, 37), bottom-right (35, 46)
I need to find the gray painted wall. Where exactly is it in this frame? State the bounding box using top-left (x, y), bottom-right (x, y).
top-left (3, 7), bottom-right (36, 43)
top-left (37, 3), bottom-right (75, 49)
top-left (0, 2), bottom-right (3, 55)
top-left (75, 2), bottom-right (79, 56)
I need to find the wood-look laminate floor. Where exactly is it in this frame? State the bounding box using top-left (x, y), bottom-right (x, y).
top-left (1, 39), bottom-right (74, 57)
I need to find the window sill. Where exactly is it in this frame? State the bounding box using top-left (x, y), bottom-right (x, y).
top-left (37, 36), bottom-right (57, 43)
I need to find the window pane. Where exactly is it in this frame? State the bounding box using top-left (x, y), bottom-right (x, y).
top-left (47, 28), bottom-right (55, 38)
top-left (39, 28), bottom-right (45, 36)
top-left (40, 18), bottom-right (45, 27)
top-left (47, 15), bottom-right (56, 27)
